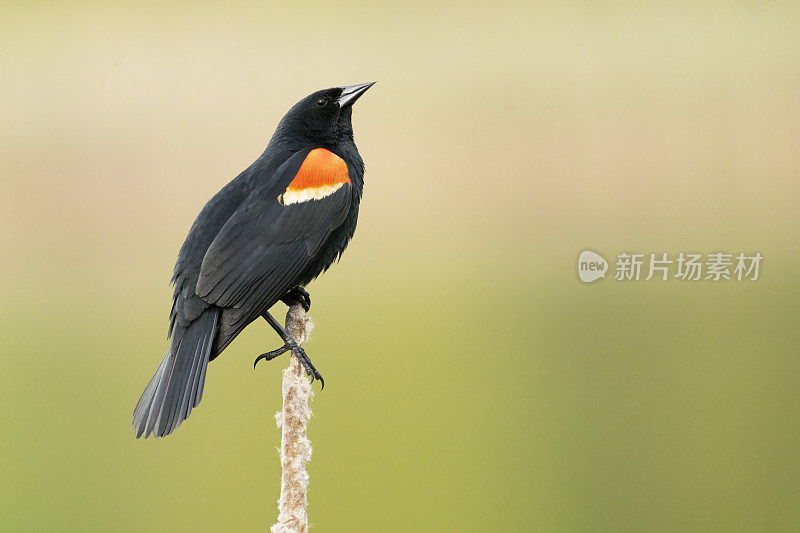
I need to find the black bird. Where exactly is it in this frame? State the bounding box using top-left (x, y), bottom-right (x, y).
top-left (133, 82), bottom-right (374, 438)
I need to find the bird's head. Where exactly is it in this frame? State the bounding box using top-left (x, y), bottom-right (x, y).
top-left (276, 82), bottom-right (375, 145)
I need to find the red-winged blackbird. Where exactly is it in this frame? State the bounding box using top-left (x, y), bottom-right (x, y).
top-left (133, 83), bottom-right (374, 438)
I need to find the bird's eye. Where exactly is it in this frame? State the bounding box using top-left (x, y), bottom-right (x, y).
top-left (315, 97), bottom-right (329, 107)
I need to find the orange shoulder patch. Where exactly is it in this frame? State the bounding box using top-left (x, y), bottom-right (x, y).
top-left (278, 148), bottom-right (350, 205)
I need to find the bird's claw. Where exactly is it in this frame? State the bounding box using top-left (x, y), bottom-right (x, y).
top-left (253, 345), bottom-right (290, 368)
top-left (253, 340), bottom-right (324, 389)
top-left (291, 343), bottom-right (324, 389)
top-left (281, 286), bottom-right (311, 312)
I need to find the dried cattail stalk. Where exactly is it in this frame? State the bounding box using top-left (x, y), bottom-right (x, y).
top-left (270, 303), bottom-right (314, 533)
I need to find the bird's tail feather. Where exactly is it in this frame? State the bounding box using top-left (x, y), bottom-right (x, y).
top-left (133, 308), bottom-right (219, 438)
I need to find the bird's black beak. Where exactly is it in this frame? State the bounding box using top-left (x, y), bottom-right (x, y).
top-left (338, 82), bottom-right (375, 108)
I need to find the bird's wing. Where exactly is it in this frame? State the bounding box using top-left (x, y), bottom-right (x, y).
top-left (195, 148), bottom-right (352, 321)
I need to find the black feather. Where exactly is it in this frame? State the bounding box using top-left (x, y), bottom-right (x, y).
top-left (133, 308), bottom-right (218, 438)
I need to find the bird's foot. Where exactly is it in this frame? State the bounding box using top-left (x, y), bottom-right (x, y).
top-left (254, 340), bottom-right (324, 389)
top-left (253, 345), bottom-right (289, 365)
top-left (281, 286), bottom-right (311, 312)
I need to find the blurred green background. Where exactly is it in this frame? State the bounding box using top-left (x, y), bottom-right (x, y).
top-left (1, 1), bottom-right (799, 531)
